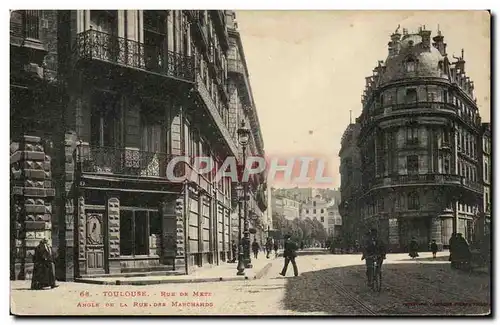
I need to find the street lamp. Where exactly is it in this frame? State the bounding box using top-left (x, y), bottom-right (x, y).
top-left (237, 119), bottom-right (252, 269)
top-left (235, 183), bottom-right (245, 276)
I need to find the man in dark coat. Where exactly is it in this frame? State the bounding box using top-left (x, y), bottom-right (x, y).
top-left (31, 238), bottom-right (57, 290)
top-left (279, 234), bottom-right (299, 277)
top-left (449, 232), bottom-right (458, 268)
top-left (251, 239), bottom-right (260, 259)
top-left (430, 240), bottom-right (438, 259)
top-left (265, 238), bottom-right (273, 259)
top-left (409, 237), bottom-right (419, 258)
top-left (230, 239), bottom-right (237, 263)
top-left (455, 233), bottom-right (471, 267)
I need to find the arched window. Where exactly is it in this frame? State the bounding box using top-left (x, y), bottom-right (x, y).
top-left (408, 192), bottom-right (419, 210)
top-left (406, 57), bottom-right (416, 72)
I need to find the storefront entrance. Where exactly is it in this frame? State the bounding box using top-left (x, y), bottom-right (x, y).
top-left (119, 207), bottom-right (161, 257)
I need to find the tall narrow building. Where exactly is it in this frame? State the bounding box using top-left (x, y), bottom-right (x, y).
top-left (351, 26), bottom-right (484, 252)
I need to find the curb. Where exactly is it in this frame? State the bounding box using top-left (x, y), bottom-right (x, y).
top-left (74, 263), bottom-right (274, 286)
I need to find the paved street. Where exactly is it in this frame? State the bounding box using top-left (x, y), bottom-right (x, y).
top-left (11, 251), bottom-right (490, 316)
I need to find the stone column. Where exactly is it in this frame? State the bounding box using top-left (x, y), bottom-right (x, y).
top-left (11, 136), bottom-right (55, 280)
top-left (107, 197), bottom-right (120, 274)
top-left (76, 196), bottom-right (86, 276)
top-left (160, 196), bottom-right (186, 274)
top-left (430, 216), bottom-right (443, 251)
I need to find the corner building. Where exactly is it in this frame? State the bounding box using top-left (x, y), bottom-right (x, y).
top-left (10, 10), bottom-right (266, 281)
top-left (355, 27), bottom-right (484, 252)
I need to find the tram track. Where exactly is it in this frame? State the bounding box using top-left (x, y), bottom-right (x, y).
top-left (307, 257), bottom-right (377, 315)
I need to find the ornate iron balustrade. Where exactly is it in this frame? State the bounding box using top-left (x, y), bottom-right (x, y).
top-left (75, 29), bottom-right (195, 83)
top-left (195, 72), bottom-right (238, 156)
top-left (370, 173), bottom-right (463, 188)
top-left (80, 146), bottom-right (176, 178)
top-left (227, 58), bottom-right (245, 75)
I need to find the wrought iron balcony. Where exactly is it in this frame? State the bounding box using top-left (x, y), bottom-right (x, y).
top-left (368, 173), bottom-right (483, 193)
top-left (74, 29), bottom-right (195, 83)
top-left (227, 58), bottom-right (245, 75)
top-left (80, 146), bottom-right (177, 179)
top-left (195, 72), bottom-right (238, 156)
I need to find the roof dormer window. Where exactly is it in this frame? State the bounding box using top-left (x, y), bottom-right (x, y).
top-left (406, 57), bottom-right (416, 72)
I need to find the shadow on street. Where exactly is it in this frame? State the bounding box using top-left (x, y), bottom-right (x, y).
top-left (397, 255), bottom-right (450, 262)
top-left (282, 261), bottom-right (491, 315)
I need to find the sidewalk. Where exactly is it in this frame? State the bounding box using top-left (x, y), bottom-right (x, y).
top-left (75, 254), bottom-right (279, 286)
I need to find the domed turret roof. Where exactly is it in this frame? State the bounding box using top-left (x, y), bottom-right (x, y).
top-left (379, 32), bottom-right (447, 85)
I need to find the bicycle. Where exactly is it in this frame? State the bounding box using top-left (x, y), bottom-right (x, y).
top-left (366, 255), bottom-right (383, 292)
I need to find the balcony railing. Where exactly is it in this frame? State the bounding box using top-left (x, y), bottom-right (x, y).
top-left (75, 29), bottom-right (195, 83)
top-left (79, 146), bottom-right (220, 187)
top-left (369, 173), bottom-right (483, 192)
top-left (227, 58), bottom-right (245, 75)
top-left (80, 146), bottom-right (171, 178)
top-left (195, 72), bottom-right (238, 156)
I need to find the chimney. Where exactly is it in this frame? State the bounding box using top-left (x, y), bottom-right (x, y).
top-left (420, 27), bottom-right (431, 49)
top-left (432, 27), bottom-right (447, 55)
top-left (390, 32), bottom-right (402, 55)
top-left (365, 77), bottom-right (371, 87)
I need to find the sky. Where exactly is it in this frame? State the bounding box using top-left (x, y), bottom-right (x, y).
top-left (234, 10), bottom-right (491, 189)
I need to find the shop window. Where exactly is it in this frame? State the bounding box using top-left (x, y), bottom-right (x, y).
top-left (120, 210), bottom-right (162, 256)
top-left (320, 217), bottom-right (325, 223)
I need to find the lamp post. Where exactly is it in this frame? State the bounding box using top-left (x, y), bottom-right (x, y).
top-left (237, 119), bottom-right (252, 269)
top-left (235, 183), bottom-right (245, 276)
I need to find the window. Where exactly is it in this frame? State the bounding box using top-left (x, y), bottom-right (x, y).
top-left (313, 201), bottom-right (316, 207)
top-left (320, 217), bottom-right (325, 223)
top-left (120, 210), bottom-right (161, 256)
top-left (485, 162), bottom-right (488, 182)
top-left (90, 93), bottom-right (119, 148)
top-left (405, 88), bottom-right (418, 104)
top-left (407, 155), bottom-right (419, 174)
top-left (444, 158), bottom-right (450, 174)
top-left (378, 199), bottom-right (384, 211)
top-left (406, 58), bottom-right (416, 72)
top-left (408, 193), bottom-right (419, 210)
top-left (306, 209), bottom-right (309, 214)
top-left (406, 127), bottom-right (419, 145)
top-left (10, 10), bottom-right (40, 40)
top-left (321, 209), bottom-right (324, 214)
top-left (443, 90), bottom-right (448, 103)
top-left (443, 130), bottom-right (450, 145)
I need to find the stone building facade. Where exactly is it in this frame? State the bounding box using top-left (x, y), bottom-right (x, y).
top-left (10, 10), bottom-right (267, 281)
top-left (351, 26), bottom-right (485, 252)
top-left (338, 122), bottom-right (363, 245)
top-left (272, 196), bottom-right (301, 221)
top-left (226, 11), bottom-right (268, 245)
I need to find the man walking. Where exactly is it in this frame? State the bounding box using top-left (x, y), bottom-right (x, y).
top-left (252, 239), bottom-right (260, 259)
top-left (230, 239), bottom-right (237, 263)
top-left (280, 234), bottom-right (299, 277)
top-left (265, 237), bottom-right (273, 259)
top-left (273, 240), bottom-right (279, 258)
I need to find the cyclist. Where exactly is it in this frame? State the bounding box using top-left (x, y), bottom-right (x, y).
top-left (361, 228), bottom-right (387, 287)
